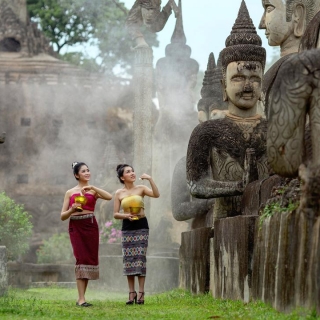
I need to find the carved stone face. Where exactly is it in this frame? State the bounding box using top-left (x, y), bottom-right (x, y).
top-left (141, 6), bottom-right (160, 27)
top-left (225, 61), bottom-right (263, 110)
top-left (259, 0), bottom-right (293, 46)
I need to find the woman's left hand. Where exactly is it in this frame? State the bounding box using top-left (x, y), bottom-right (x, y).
top-left (139, 173), bottom-right (151, 180)
top-left (81, 185), bottom-right (94, 194)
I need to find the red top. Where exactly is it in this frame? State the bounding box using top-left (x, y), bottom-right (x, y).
top-left (69, 193), bottom-right (97, 212)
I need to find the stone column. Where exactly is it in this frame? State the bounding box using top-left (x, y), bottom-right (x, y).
top-left (132, 47), bottom-right (153, 214)
top-left (0, 246), bottom-right (8, 296)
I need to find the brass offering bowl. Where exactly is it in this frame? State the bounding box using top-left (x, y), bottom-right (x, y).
top-left (74, 195), bottom-right (87, 212)
top-left (130, 207), bottom-right (140, 220)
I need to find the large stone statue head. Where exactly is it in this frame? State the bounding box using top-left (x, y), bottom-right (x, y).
top-left (221, 0), bottom-right (266, 118)
top-left (259, 0), bottom-right (320, 56)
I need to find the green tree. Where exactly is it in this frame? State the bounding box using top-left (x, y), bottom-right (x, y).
top-left (27, 0), bottom-right (159, 75)
top-left (36, 233), bottom-right (73, 263)
top-left (27, 0), bottom-right (94, 53)
top-left (0, 192), bottom-right (33, 260)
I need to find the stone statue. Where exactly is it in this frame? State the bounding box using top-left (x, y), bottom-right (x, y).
top-left (171, 52), bottom-right (225, 227)
top-left (259, 0), bottom-right (320, 116)
top-left (267, 48), bottom-right (320, 177)
top-left (186, 0), bottom-right (269, 220)
top-left (126, 0), bottom-right (179, 48)
top-left (197, 53), bottom-right (227, 123)
top-left (267, 5), bottom-right (320, 176)
top-left (259, 0), bottom-right (320, 57)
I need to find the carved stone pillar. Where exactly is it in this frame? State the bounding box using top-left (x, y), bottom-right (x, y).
top-left (132, 46), bottom-right (153, 214)
top-left (151, 0), bottom-right (199, 237)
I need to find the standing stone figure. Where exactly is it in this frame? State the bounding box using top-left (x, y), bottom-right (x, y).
top-left (126, 0), bottom-right (179, 48)
top-left (197, 53), bottom-right (227, 123)
top-left (268, 48), bottom-right (320, 177)
top-left (259, 0), bottom-right (320, 115)
top-left (186, 0), bottom-right (268, 221)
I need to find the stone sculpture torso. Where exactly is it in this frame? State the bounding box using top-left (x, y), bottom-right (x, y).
top-left (187, 115), bottom-right (268, 219)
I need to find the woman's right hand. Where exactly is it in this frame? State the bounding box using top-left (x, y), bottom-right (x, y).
top-left (70, 203), bottom-right (81, 213)
top-left (126, 213), bottom-right (137, 221)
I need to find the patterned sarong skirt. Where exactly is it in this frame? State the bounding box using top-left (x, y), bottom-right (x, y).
top-left (121, 229), bottom-right (149, 276)
top-left (69, 214), bottom-right (99, 280)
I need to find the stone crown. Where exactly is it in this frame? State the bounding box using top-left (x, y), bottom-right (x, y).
top-left (221, 0), bottom-right (266, 72)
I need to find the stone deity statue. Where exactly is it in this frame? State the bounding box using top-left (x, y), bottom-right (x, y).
top-left (197, 53), bottom-right (227, 123)
top-left (267, 7), bottom-right (320, 177)
top-left (186, 0), bottom-right (269, 220)
top-left (126, 0), bottom-right (179, 47)
top-left (259, 0), bottom-right (320, 115)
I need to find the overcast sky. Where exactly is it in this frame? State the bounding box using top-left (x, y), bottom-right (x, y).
top-left (121, 0), bottom-right (279, 71)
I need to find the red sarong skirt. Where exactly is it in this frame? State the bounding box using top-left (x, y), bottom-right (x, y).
top-left (68, 215), bottom-right (99, 280)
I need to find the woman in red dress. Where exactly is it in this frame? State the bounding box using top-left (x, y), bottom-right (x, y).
top-left (61, 161), bottom-right (112, 307)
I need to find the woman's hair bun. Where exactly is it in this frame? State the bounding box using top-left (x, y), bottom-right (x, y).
top-left (72, 162), bottom-right (78, 169)
top-left (116, 164), bottom-right (124, 171)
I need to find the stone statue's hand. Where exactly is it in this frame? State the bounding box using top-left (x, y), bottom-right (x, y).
top-left (243, 148), bottom-right (258, 187)
top-left (169, 0), bottom-right (179, 17)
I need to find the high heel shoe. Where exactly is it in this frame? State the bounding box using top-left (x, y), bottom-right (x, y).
top-left (136, 291), bottom-right (145, 305)
top-left (126, 291), bottom-right (137, 305)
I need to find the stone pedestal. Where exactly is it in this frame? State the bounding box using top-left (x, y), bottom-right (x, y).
top-left (252, 210), bottom-right (320, 314)
top-left (0, 246), bottom-right (7, 296)
top-left (212, 216), bottom-right (258, 302)
top-left (179, 227), bottom-right (214, 294)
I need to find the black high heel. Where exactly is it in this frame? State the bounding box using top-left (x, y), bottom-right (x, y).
top-left (126, 291), bottom-right (137, 305)
top-left (137, 291), bottom-right (145, 305)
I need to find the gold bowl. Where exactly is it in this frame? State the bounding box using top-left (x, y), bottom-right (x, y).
top-left (74, 195), bottom-right (87, 212)
top-left (75, 195), bottom-right (87, 204)
top-left (130, 207), bottom-right (141, 214)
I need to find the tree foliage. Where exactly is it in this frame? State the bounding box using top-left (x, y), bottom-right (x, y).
top-left (0, 192), bottom-right (33, 261)
top-left (27, 0), bottom-right (159, 75)
top-left (36, 233), bottom-right (73, 263)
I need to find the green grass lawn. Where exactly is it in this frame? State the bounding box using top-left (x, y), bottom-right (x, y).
top-left (0, 287), bottom-right (318, 320)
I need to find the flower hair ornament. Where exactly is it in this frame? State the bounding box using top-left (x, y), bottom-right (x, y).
top-left (72, 162), bottom-right (78, 169)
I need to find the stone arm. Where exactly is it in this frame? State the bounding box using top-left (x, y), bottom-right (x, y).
top-left (186, 121), bottom-right (244, 199)
top-left (171, 156), bottom-right (213, 221)
top-left (268, 50), bottom-right (320, 177)
top-left (149, 2), bottom-right (173, 33)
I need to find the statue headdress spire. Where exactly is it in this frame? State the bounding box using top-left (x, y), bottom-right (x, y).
top-left (221, 0), bottom-right (266, 74)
